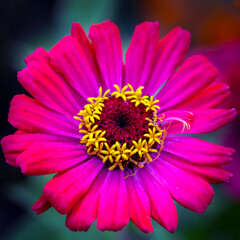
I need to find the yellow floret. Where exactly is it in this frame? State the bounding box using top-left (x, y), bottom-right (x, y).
top-left (145, 96), bottom-right (160, 112)
top-left (100, 142), bottom-right (117, 163)
top-left (112, 142), bottom-right (131, 162)
top-left (127, 86), bottom-right (148, 107)
top-left (86, 130), bottom-right (107, 149)
top-left (130, 138), bottom-right (148, 158)
top-left (83, 105), bottom-right (101, 124)
top-left (144, 127), bottom-right (163, 145)
top-left (111, 85), bottom-right (130, 101)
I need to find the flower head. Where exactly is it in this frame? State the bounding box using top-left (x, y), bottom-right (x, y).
top-left (1, 20), bottom-right (236, 233)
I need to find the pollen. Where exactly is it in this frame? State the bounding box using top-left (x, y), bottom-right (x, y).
top-left (75, 85), bottom-right (166, 172)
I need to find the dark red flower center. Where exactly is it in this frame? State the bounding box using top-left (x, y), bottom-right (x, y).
top-left (96, 96), bottom-right (153, 147)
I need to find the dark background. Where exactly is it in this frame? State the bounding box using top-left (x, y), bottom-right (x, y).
top-left (0, 0), bottom-right (240, 239)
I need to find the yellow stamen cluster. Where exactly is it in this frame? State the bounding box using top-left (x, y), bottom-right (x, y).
top-left (74, 85), bottom-right (166, 171)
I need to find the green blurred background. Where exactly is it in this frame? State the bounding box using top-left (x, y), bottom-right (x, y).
top-left (0, 0), bottom-right (240, 239)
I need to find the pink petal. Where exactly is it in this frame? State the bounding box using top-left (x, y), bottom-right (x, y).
top-left (8, 95), bottom-right (81, 138)
top-left (1, 132), bottom-right (77, 167)
top-left (163, 136), bottom-right (234, 165)
top-left (138, 167), bottom-right (178, 233)
top-left (49, 35), bottom-right (99, 99)
top-left (66, 167), bottom-right (108, 232)
top-left (43, 157), bottom-right (103, 214)
top-left (71, 22), bottom-right (106, 89)
top-left (18, 58), bottom-right (85, 116)
top-left (125, 175), bottom-right (153, 233)
top-left (25, 47), bottom-right (49, 64)
top-left (146, 27), bottom-right (190, 96)
top-left (157, 55), bottom-right (218, 111)
top-left (97, 169), bottom-right (129, 231)
top-left (172, 83), bottom-right (231, 110)
top-left (125, 21), bottom-right (159, 90)
top-left (2, 152), bottom-right (19, 167)
top-left (89, 20), bottom-right (123, 91)
top-left (32, 194), bottom-right (52, 215)
top-left (150, 159), bottom-right (214, 213)
top-left (166, 108), bottom-right (237, 135)
top-left (17, 142), bottom-right (88, 175)
top-left (160, 151), bottom-right (232, 183)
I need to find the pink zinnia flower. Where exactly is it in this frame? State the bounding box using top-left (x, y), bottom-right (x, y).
top-left (1, 21), bottom-right (236, 233)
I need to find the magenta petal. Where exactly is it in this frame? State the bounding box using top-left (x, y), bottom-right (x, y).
top-left (32, 194), bottom-right (52, 215)
top-left (89, 20), bottom-right (123, 91)
top-left (125, 21), bottom-right (159, 90)
top-left (2, 152), bottom-right (19, 167)
top-left (1, 132), bottom-right (77, 167)
top-left (97, 169), bottom-right (129, 231)
top-left (150, 160), bottom-right (214, 213)
top-left (1, 135), bottom-right (20, 167)
top-left (8, 95), bottom-right (80, 138)
top-left (188, 109), bottom-right (237, 134)
top-left (125, 175), bottom-right (153, 233)
top-left (172, 83), bottom-right (231, 110)
top-left (25, 47), bottom-right (49, 64)
top-left (66, 167), bottom-right (107, 232)
top-left (49, 35), bottom-right (99, 99)
top-left (138, 167), bottom-right (178, 233)
top-left (146, 27), bottom-right (190, 96)
top-left (43, 158), bottom-right (103, 214)
top-left (164, 136), bottom-right (234, 165)
top-left (18, 58), bottom-right (85, 116)
top-left (71, 22), bottom-right (106, 89)
top-left (166, 108), bottom-right (237, 135)
top-left (17, 142), bottom-right (88, 175)
top-left (160, 151), bottom-right (232, 183)
top-left (157, 55), bottom-right (218, 111)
